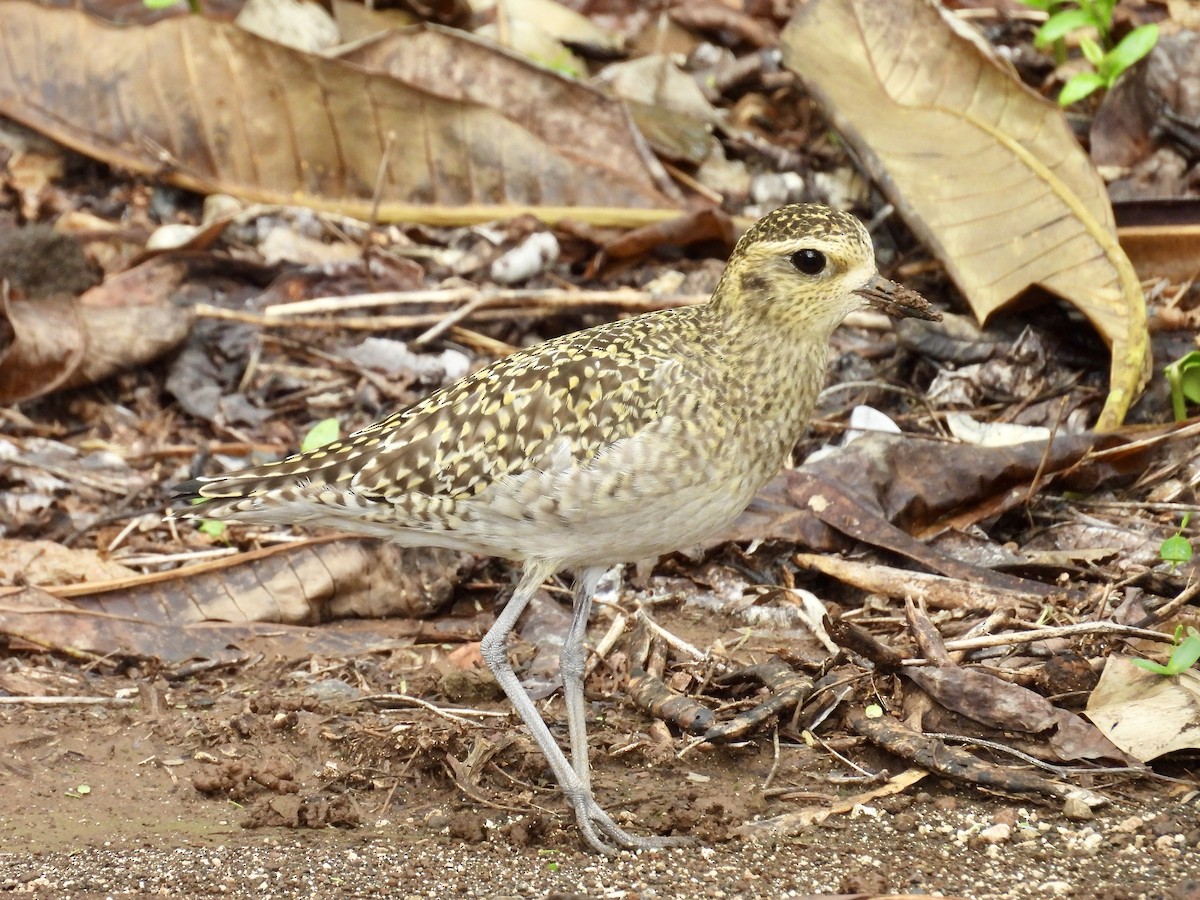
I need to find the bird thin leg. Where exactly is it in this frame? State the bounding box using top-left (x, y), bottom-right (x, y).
top-left (479, 561), bottom-right (687, 854)
top-left (561, 565), bottom-right (604, 792)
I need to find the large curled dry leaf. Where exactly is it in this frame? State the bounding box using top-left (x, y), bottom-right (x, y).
top-left (0, 260), bottom-right (192, 404)
top-left (784, 0), bottom-right (1149, 430)
top-left (0, 4), bottom-right (679, 226)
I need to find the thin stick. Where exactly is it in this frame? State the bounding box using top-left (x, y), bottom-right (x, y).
top-left (111, 548), bottom-right (241, 567)
top-left (447, 326), bottom-right (520, 357)
top-left (762, 728), bottom-right (782, 793)
top-left (0, 696), bottom-right (137, 706)
top-left (924, 733), bottom-right (1161, 780)
top-left (362, 692), bottom-right (508, 726)
top-left (585, 612), bottom-right (628, 679)
top-left (900, 621), bottom-right (1174, 665)
top-left (1135, 577), bottom-right (1200, 629)
top-left (257, 287), bottom-right (704, 319)
top-left (262, 288), bottom-right (476, 317)
top-left (412, 293), bottom-right (496, 347)
top-left (634, 608), bottom-right (708, 662)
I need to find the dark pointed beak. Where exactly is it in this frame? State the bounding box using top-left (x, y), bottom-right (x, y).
top-left (854, 274), bottom-right (941, 321)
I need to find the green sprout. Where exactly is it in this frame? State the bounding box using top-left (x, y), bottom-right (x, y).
top-left (1133, 625), bottom-right (1200, 676)
top-left (143, 0), bottom-right (202, 12)
top-left (198, 519), bottom-right (227, 539)
top-left (1159, 512), bottom-right (1193, 571)
top-left (1164, 351), bottom-right (1200, 422)
top-left (188, 497), bottom-right (227, 540)
top-left (300, 418), bottom-right (340, 453)
top-left (1020, 0), bottom-right (1158, 105)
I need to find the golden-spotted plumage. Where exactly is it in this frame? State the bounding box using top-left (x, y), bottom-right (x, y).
top-left (173, 204), bottom-right (938, 854)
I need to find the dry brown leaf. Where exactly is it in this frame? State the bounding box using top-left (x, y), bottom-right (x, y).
top-left (1118, 223), bottom-right (1200, 284)
top-left (0, 537), bottom-right (480, 662)
top-left (0, 539), bottom-right (138, 587)
top-left (0, 291), bottom-right (85, 404)
top-left (0, 584), bottom-right (474, 663)
top-left (906, 666), bottom-right (1130, 763)
top-left (52, 537), bottom-right (468, 625)
top-left (331, 0), bottom-right (418, 44)
top-left (1086, 655), bottom-right (1200, 761)
top-left (0, 4), bottom-right (679, 226)
top-left (338, 24), bottom-right (676, 208)
top-left (784, 0), bottom-right (1150, 430)
top-left (0, 259), bottom-right (193, 404)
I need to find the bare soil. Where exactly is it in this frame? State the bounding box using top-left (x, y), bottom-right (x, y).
top-left (2, 634), bottom-right (1198, 900)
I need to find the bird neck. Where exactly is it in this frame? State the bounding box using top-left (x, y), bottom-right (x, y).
top-left (707, 267), bottom-right (839, 380)
top-left (700, 299), bottom-right (831, 472)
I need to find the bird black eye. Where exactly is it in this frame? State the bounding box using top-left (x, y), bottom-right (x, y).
top-left (790, 248), bottom-right (826, 275)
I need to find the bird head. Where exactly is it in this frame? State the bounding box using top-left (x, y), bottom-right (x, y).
top-left (712, 204), bottom-right (940, 334)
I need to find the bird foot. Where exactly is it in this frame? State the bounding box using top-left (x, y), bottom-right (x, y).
top-left (572, 794), bottom-right (693, 856)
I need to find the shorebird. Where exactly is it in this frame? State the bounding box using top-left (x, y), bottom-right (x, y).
top-left (175, 204), bottom-right (939, 853)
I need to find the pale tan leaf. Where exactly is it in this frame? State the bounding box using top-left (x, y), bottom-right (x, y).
top-left (1086, 655), bottom-right (1200, 761)
top-left (0, 4), bottom-right (679, 226)
top-left (783, 0), bottom-right (1150, 430)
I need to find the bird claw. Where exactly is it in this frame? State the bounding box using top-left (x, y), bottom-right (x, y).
top-left (573, 795), bottom-right (693, 856)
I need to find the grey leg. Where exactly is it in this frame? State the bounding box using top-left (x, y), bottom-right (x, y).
top-left (561, 566), bottom-right (605, 791)
top-left (479, 561), bottom-right (689, 854)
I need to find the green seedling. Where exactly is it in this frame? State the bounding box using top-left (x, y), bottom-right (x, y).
top-left (198, 519), bottom-right (227, 539)
top-left (1020, 0), bottom-right (1158, 105)
top-left (188, 498), bottom-right (227, 540)
top-left (189, 420), bottom-right (337, 534)
top-left (1159, 512), bottom-right (1193, 570)
top-left (301, 417), bottom-right (340, 453)
top-left (1164, 351), bottom-right (1200, 422)
top-left (143, 0), bottom-right (202, 12)
top-left (1133, 625), bottom-right (1200, 676)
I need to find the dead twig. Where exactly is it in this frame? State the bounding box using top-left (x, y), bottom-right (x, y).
top-left (1134, 577), bottom-right (1200, 630)
top-left (926, 733), bottom-right (1170, 782)
top-left (735, 768), bottom-right (928, 841)
top-left (795, 554), bottom-right (1046, 611)
top-left (584, 611), bottom-right (627, 679)
top-left (634, 608), bottom-right (708, 662)
top-left (901, 621), bottom-right (1175, 665)
top-left (362, 693), bottom-right (507, 727)
top-left (0, 695), bottom-right (137, 706)
top-left (248, 286), bottom-right (703, 320)
top-left (845, 706), bottom-right (1108, 808)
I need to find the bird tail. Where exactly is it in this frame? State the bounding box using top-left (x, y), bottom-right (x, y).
top-left (169, 449), bottom-right (336, 523)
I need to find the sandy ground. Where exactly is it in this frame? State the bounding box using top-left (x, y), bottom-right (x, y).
top-left (1, 656), bottom-right (1197, 900)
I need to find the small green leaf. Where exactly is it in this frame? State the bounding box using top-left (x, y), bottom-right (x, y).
top-left (1167, 634), bottom-right (1200, 673)
top-left (1135, 629), bottom-right (1200, 677)
top-left (1131, 657), bottom-right (1173, 675)
top-left (1174, 353), bottom-right (1200, 399)
top-left (1103, 24), bottom-right (1158, 78)
top-left (1058, 71), bottom-right (1105, 105)
top-left (1035, 8), bottom-right (1094, 47)
top-left (1164, 351), bottom-right (1200, 421)
top-left (198, 519), bottom-right (227, 538)
top-left (1082, 0), bottom-right (1114, 41)
top-left (300, 418), bottom-right (340, 452)
top-left (143, 0), bottom-right (181, 7)
top-left (1160, 534), bottom-right (1193, 568)
top-left (1017, 0), bottom-right (1059, 10)
top-left (1079, 35), bottom-right (1106, 67)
